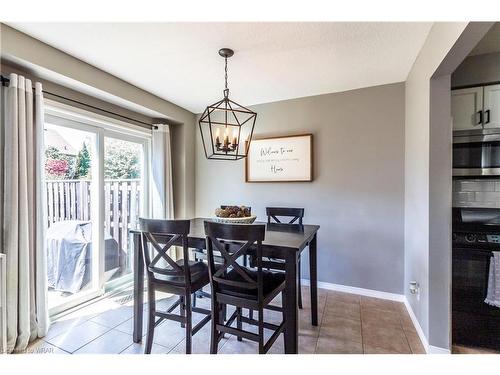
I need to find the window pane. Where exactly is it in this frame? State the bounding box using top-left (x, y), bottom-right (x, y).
top-left (103, 137), bottom-right (144, 285)
top-left (44, 123), bottom-right (98, 310)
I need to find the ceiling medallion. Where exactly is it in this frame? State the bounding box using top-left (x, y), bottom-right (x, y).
top-left (199, 48), bottom-right (257, 160)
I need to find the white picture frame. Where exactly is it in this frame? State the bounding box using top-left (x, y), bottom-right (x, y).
top-left (245, 134), bottom-right (313, 182)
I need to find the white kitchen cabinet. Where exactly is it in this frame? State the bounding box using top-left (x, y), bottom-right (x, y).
top-left (452, 84), bottom-right (500, 131)
top-left (451, 87), bottom-right (483, 131)
top-left (483, 84), bottom-right (500, 129)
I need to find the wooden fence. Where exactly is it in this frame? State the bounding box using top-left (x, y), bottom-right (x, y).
top-left (45, 179), bottom-right (142, 254)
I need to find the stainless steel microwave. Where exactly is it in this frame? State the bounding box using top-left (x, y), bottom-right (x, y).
top-left (453, 129), bottom-right (500, 176)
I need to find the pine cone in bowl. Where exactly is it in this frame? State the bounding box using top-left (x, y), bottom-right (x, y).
top-left (215, 205), bottom-right (251, 218)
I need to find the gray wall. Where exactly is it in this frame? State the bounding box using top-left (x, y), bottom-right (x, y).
top-left (404, 22), bottom-right (493, 350)
top-left (405, 22), bottom-right (467, 348)
top-left (196, 83), bottom-right (406, 294)
top-left (0, 23), bottom-right (197, 219)
top-left (428, 23), bottom-right (494, 350)
top-left (428, 74), bottom-right (453, 350)
top-left (452, 52), bottom-right (500, 88)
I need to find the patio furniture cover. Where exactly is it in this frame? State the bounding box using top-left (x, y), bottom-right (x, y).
top-left (46, 220), bottom-right (120, 293)
top-left (46, 220), bottom-right (91, 293)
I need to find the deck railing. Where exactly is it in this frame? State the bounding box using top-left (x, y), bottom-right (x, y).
top-left (45, 179), bottom-right (142, 253)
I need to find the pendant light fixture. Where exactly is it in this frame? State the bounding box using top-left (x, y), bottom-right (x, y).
top-left (199, 48), bottom-right (257, 160)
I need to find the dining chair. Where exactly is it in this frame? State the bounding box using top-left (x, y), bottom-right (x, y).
top-left (260, 207), bottom-right (305, 309)
top-left (139, 218), bottom-right (212, 354)
top-left (204, 221), bottom-right (286, 354)
top-left (192, 205), bottom-right (252, 307)
top-left (193, 205), bottom-right (252, 264)
top-left (266, 207), bottom-right (304, 226)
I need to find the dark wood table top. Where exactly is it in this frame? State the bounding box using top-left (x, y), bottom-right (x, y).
top-left (131, 217), bottom-right (319, 251)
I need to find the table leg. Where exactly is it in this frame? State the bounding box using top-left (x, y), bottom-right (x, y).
top-left (284, 251), bottom-right (298, 354)
top-left (309, 233), bottom-right (318, 326)
top-left (133, 233), bottom-right (144, 343)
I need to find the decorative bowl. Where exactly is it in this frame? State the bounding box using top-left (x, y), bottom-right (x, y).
top-left (211, 215), bottom-right (257, 224)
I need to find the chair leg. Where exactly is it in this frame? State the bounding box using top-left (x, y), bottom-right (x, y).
top-left (185, 293), bottom-right (192, 354)
top-left (220, 304), bottom-right (226, 338)
top-left (180, 296), bottom-right (186, 328)
top-left (236, 307), bottom-right (243, 342)
top-left (145, 287), bottom-right (156, 354)
top-left (281, 291), bottom-right (286, 349)
top-left (298, 257), bottom-right (303, 309)
top-left (194, 252), bottom-right (202, 301)
top-left (258, 308), bottom-right (264, 354)
top-left (210, 301), bottom-right (220, 354)
top-left (222, 303), bottom-right (227, 322)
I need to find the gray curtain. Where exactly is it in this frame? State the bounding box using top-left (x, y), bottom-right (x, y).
top-left (1, 73), bottom-right (49, 353)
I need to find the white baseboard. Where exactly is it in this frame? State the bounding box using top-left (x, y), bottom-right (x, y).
top-left (429, 345), bottom-right (451, 354)
top-left (402, 297), bottom-right (430, 353)
top-left (301, 278), bottom-right (451, 354)
top-left (401, 298), bottom-right (451, 354)
top-left (300, 278), bottom-right (405, 302)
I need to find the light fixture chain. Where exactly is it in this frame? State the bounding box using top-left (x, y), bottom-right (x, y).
top-left (224, 56), bottom-right (228, 90)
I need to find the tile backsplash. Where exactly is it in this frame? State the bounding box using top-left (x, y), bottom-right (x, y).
top-left (453, 179), bottom-right (500, 208)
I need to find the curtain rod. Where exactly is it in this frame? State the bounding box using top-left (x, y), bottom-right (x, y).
top-left (1, 74), bottom-right (158, 130)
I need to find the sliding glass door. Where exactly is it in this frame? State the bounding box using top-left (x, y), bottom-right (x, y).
top-left (44, 121), bottom-right (102, 315)
top-left (43, 105), bottom-right (150, 315)
top-left (103, 134), bottom-right (147, 289)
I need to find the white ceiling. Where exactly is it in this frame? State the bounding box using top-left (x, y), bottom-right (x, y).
top-left (469, 22), bottom-right (500, 56)
top-left (9, 22), bottom-right (433, 113)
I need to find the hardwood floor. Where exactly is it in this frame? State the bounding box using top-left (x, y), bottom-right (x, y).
top-left (24, 286), bottom-right (426, 354)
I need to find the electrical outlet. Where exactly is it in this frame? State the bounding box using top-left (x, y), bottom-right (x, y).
top-left (409, 281), bottom-right (420, 300)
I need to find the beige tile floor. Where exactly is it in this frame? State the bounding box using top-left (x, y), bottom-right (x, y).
top-left (452, 345), bottom-right (500, 354)
top-left (24, 286), bottom-right (426, 354)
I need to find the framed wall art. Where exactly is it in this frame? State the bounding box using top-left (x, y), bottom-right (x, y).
top-left (245, 133), bottom-right (313, 182)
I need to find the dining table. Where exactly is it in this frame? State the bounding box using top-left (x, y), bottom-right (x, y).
top-left (130, 217), bottom-right (320, 354)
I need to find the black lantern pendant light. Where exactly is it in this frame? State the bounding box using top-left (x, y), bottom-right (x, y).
top-left (199, 48), bottom-right (257, 160)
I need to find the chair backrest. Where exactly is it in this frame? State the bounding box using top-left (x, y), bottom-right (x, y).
top-left (139, 218), bottom-right (191, 285)
top-left (266, 207), bottom-right (304, 225)
top-left (204, 221), bottom-right (265, 297)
